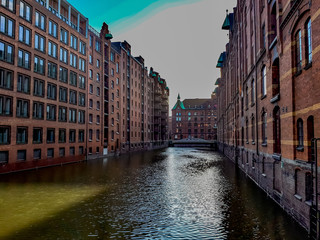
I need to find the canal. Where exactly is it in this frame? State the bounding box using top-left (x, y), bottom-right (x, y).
top-left (0, 148), bottom-right (308, 239)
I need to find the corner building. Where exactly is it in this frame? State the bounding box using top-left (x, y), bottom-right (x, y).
top-left (215, 0), bottom-right (320, 235)
top-left (0, 0), bottom-right (91, 172)
top-left (171, 93), bottom-right (217, 140)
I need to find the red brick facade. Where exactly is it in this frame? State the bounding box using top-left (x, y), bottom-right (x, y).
top-left (171, 94), bottom-right (217, 141)
top-left (216, 0), bottom-right (320, 233)
top-left (0, 0), bottom-right (169, 173)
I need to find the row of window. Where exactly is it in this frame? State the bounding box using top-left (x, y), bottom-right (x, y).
top-left (0, 96), bottom-right (85, 122)
top-left (0, 68), bottom-right (85, 94)
top-left (1, 3), bottom-right (87, 55)
top-left (0, 146), bottom-right (84, 163)
top-left (0, 126), bottom-right (85, 144)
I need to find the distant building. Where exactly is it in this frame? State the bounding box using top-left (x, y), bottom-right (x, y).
top-left (171, 94), bottom-right (217, 140)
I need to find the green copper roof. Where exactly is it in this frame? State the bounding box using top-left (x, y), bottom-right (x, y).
top-left (216, 52), bottom-right (226, 68)
top-left (172, 94), bottom-right (185, 110)
top-left (152, 73), bottom-right (157, 77)
top-left (105, 33), bottom-right (113, 40)
top-left (222, 13), bottom-right (230, 30)
top-left (215, 78), bottom-right (221, 85)
top-left (165, 86), bottom-right (169, 90)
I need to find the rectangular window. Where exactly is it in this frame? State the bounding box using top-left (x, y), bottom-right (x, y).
top-left (20, 1), bottom-right (31, 22)
top-left (70, 52), bottom-right (77, 68)
top-left (59, 87), bottom-right (67, 102)
top-left (69, 108), bottom-right (76, 123)
top-left (69, 147), bottom-right (75, 156)
top-left (78, 130), bottom-right (84, 143)
top-left (0, 14), bottom-right (14, 37)
top-left (34, 56), bottom-right (45, 74)
top-left (79, 146), bottom-right (84, 155)
top-left (79, 41), bottom-right (86, 55)
top-left (47, 83), bottom-right (57, 100)
top-left (59, 147), bottom-right (65, 157)
top-left (79, 93), bottom-right (85, 106)
top-left (17, 150), bottom-right (26, 161)
top-left (89, 35), bottom-right (93, 47)
top-left (296, 30), bottom-right (302, 72)
top-left (34, 33), bottom-right (45, 52)
top-left (69, 129), bottom-right (76, 143)
top-left (79, 58), bottom-right (86, 72)
top-left (48, 20), bottom-right (57, 38)
top-left (89, 129), bottom-right (92, 141)
top-left (48, 41), bottom-right (57, 58)
top-left (58, 128), bottom-right (66, 143)
top-left (16, 99), bottom-right (29, 118)
top-left (17, 74), bottom-right (30, 94)
top-left (35, 11), bottom-right (46, 31)
top-left (33, 78), bottom-right (44, 97)
top-left (78, 110), bottom-right (85, 124)
top-left (95, 40), bottom-right (101, 52)
top-left (60, 28), bottom-right (68, 45)
top-left (33, 127), bottom-right (42, 143)
top-left (0, 68), bottom-right (13, 90)
top-left (0, 94), bottom-right (12, 116)
top-left (0, 40), bottom-right (13, 63)
top-left (32, 101), bottom-right (44, 119)
top-left (46, 104), bottom-right (56, 121)
top-left (70, 34), bottom-right (77, 50)
top-left (33, 149), bottom-right (41, 159)
top-left (96, 130), bottom-right (100, 141)
top-left (19, 25), bottom-right (31, 45)
top-left (59, 47), bottom-right (68, 64)
top-left (46, 128), bottom-right (55, 143)
top-left (18, 49), bottom-right (30, 69)
top-left (110, 52), bottom-right (115, 62)
top-left (306, 19), bottom-right (312, 64)
top-left (0, 126), bottom-right (10, 145)
top-left (79, 75), bottom-right (85, 89)
top-left (58, 106), bottom-right (67, 122)
top-left (2, 0), bottom-right (14, 11)
top-left (69, 71), bottom-right (77, 86)
top-left (47, 148), bottom-right (54, 158)
top-left (59, 67), bottom-right (68, 83)
top-left (47, 62), bottom-right (57, 79)
top-left (69, 90), bottom-right (77, 105)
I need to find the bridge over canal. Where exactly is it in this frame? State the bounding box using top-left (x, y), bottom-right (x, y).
top-left (170, 138), bottom-right (217, 149)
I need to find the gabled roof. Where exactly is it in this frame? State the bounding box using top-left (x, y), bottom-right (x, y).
top-left (216, 52), bottom-right (226, 68)
top-left (183, 98), bottom-right (211, 109)
top-left (172, 94), bottom-right (185, 110)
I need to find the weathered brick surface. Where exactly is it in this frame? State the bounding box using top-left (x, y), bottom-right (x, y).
top-left (215, 0), bottom-right (320, 231)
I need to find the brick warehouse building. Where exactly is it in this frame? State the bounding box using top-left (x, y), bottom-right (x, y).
top-left (215, 0), bottom-right (320, 235)
top-left (171, 93), bottom-right (217, 140)
top-left (0, 0), bottom-right (169, 173)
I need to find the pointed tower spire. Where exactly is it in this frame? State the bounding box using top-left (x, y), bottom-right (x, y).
top-left (178, 93), bottom-right (180, 100)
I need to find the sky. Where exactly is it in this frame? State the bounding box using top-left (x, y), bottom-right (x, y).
top-left (68, 0), bottom-right (237, 112)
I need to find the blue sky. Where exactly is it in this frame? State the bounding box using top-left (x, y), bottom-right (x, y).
top-left (68, 0), bottom-right (236, 111)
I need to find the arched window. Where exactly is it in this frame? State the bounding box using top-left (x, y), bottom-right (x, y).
top-left (295, 30), bottom-right (302, 72)
top-left (246, 118), bottom-right (249, 143)
top-left (252, 116), bottom-right (255, 143)
top-left (273, 106), bottom-right (281, 153)
top-left (251, 79), bottom-right (255, 104)
top-left (272, 58), bottom-right (280, 97)
top-left (297, 118), bottom-right (304, 148)
top-left (305, 18), bottom-right (312, 65)
top-left (305, 172), bottom-right (313, 202)
top-left (261, 66), bottom-right (267, 96)
top-left (262, 112), bottom-right (267, 144)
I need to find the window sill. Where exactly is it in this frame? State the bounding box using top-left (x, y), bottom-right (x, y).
top-left (294, 70), bottom-right (302, 77)
top-left (262, 173), bottom-right (266, 178)
top-left (296, 146), bottom-right (304, 152)
top-left (261, 95), bottom-right (267, 100)
top-left (251, 102), bottom-right (255, 107)
top-left (270, 93), bottom-right (280, 103)
top-left (304, 62), bottom-right (312, 70)
top-left (294, 194), bottom-right (302, 201)
top-left (272, 153), bottom-right (281, 161)
top-left (261, 143), bottom-right (267, 147)
top-left (252, 141), bottom-right (255, 145)
top-left (305, 200), bottom-right (312, 207)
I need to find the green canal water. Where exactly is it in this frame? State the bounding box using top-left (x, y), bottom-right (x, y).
top-left (0, 148), bottom-right (308, 239)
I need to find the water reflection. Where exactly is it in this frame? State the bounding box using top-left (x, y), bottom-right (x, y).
top-left (0, 148), bottom-right (308, 239)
